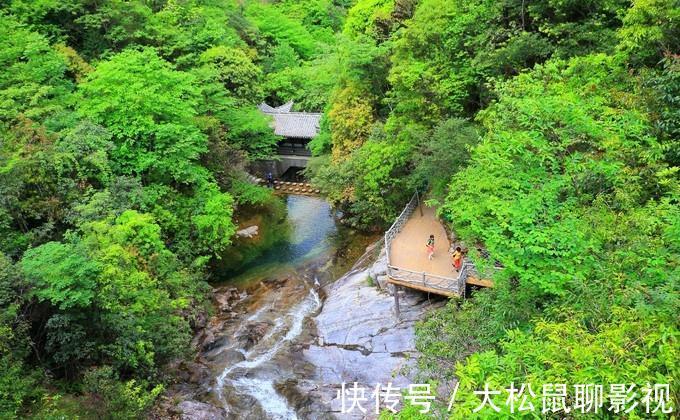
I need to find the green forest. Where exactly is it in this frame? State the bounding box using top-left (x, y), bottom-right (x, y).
top-left (0, 0), bottom-right (678, 418)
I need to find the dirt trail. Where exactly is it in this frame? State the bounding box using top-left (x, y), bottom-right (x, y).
top-left (389, 204), bottom-right (457, 279)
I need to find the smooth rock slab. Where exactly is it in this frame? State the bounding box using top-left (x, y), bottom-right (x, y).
top-left (176, 400), bottom-right (226, 420)
top-left (304, 263), bottom-right (444, 417)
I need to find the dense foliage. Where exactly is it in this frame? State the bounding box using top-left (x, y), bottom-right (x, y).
top-left (307, 0), bottom-right (679, 417)
top-left (2, 0), bottom-right (678, 418)
top-left (0, 0), bottom-right (347, 417)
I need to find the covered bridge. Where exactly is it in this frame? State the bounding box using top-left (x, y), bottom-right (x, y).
top-left (255, 102), bottom-right (321, 178)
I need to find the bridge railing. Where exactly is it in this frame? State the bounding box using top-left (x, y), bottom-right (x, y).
top-left (384, 191), bottom-right (419, 265)
top-left (457, 262), bottom-right (475, 297)
top-left (384, 191), bottom-right (466, 296)
top-left (387, 266), bottom-right (461, 295)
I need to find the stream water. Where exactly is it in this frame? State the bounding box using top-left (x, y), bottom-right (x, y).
top-left (162, 194), bottom-right (439, 419)
top-left (199, 195), bottom-right (376, 419)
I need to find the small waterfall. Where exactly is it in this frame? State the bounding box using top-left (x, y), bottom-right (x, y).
top-left (214, 287), bottom-right (322, 418)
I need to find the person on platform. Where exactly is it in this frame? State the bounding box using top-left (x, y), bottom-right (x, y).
top-left (426, 234), bottom-right (435, 260)
top-left (452, 246), bottom-right (463, 272)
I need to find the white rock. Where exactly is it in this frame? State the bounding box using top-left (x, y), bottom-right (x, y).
top-left (236, 225), bottom-right (259, 238)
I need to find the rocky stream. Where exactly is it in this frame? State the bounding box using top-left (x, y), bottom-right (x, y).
top-left (154, 195), bottom-right (444, 419)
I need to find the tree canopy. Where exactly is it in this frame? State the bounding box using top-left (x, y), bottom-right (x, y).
top-left (0, 0), bottom-right (678, 417)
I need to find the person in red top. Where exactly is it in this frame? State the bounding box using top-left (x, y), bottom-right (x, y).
top-left (452, 246), bottom-right (463, 272)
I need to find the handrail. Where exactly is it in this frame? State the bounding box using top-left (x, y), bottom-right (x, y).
top-left (387, 265), bottom-right (459, 293)
top-left (384, 190), bottom-right (503, 297)
top-left (385, 191), bottom-right (419, 265)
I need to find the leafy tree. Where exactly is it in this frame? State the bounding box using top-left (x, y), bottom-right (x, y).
top-left (450, 312), bottom-right (678, 418)
top-left (22, 241), bottom-right (97, 311)
top-left (245, 2), bottom-right (318, 59)
top-left (191, 183), bottom-right (237, 255)
top-left (77, 48), bottom-right (207, 183)
top-left (55, 121), bottom-right (113, 187)
top-left (72, 0), bottom-right (154, 58)
top-left (618, 0), bottom-right (680, 66)
top-left (0, 15), bottom-right (70, 122)
top-left (343, 0), bottom-right (395, 41)
top-left (327, 85), bottom-right (376, 161)
top-left (0, 118), bottom-right (85, 256)
top-left (145, 0), bottom-right (244, 67)
top-left (641, 55), bottom-right (680, 166)
top-left (53, 43), bottom-right (93, 83)
top-left (83, 365), bottom-right (163, 419)
top-left (22, 211), bottom-right (209, 377)
top-left (191, 63), bottom-right (277, 162)
top-left (314, 125), bottom-right (414, 228)
top-left (277, 0), bottom-right (345, 35)
top-left (199, 45), bottom-right (263, 104)
top-left (409, 118), bottom-right (479, 200)
top-left (0, 253), bottom-right (41, 419)
top-left (263, 41), bottom-right (300, 73)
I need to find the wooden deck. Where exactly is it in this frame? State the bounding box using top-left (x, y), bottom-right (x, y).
top-left (466, 275), bottom-right (494, 288)
top-left (385, 194), bottom-right (494, 298)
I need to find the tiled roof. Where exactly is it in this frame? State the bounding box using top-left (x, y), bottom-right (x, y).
top-left (258, 103), bottom-right (276, 113)
top-left (257, 100), bottom-right (294, 113)
top-left (259, 102), bottom-right (321, 139)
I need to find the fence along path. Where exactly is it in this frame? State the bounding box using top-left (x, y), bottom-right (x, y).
top-left (384, 192), bottom-right (496, 302)
top-left (385, 192), bottom-right (465, 297)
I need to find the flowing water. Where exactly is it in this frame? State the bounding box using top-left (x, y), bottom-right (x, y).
top-left (199, 195), bottom-right (376, 419)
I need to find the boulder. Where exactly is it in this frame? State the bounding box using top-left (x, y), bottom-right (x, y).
top-left (376, 274), bottom-right (389, 290)
top-left (236, 225), bottom-right (259, 239)
top-left (176, 400), bottom-right (226, 420)
top-left (368, 250), bottom-right (388, 280)
top-left (237, 321), bottom-right (272, 350)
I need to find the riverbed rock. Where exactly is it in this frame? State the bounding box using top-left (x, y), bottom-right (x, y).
top-left (191, 311), bottom-right (207, 330)
top-left (303, 261), bottom-right (446, 415)
top-left (176, 400), bottom-right (226, 420)
top-left (173, 361), bottom-right (212, 385)
top-left (214, 287), bottom-right (241, 312)
top-left (261, 277), bottom-right (288, 289)
top-left (236, 225), bottom-right (259, 238)
top-left (201, 334), bottom-right (228, 352)
top-left (237, 321), bottom-right (271, 349)
top-left (368, 249), bottom-right (388, 283)
top-left (376, 274), bottom-right (389, 290)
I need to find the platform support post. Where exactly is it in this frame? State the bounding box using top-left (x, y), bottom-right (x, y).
top-left (394, 286), bottom-right (401, 318)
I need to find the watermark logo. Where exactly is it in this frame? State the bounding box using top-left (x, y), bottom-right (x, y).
top-left (334, 382), bottom-right (674, 415)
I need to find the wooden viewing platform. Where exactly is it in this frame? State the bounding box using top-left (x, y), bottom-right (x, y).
top-left (384, 192), bottom-right (494, 309)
